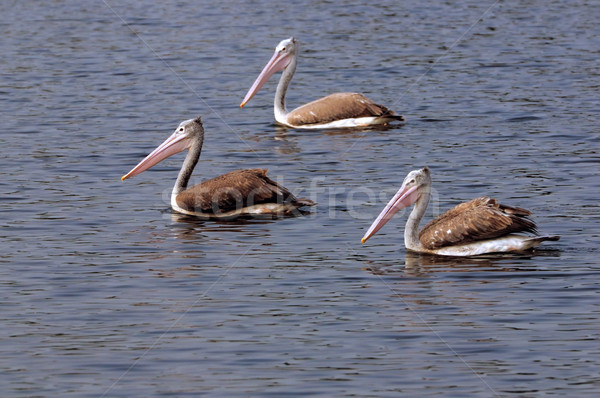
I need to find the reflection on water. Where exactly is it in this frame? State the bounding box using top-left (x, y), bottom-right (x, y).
top-left (273, 122), bottom-right (402, 137)
top-left (273, 127), bottom-right (302, 155)
top-left (169, 212), bottom-right (276, 238)
top-left (361, 250), bottom-right (562, 277)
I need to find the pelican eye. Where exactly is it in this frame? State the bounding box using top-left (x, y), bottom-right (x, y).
top-left (410, 179), bottom-right (415, 184)
top-left (179, 127), bottom-right (184, 132)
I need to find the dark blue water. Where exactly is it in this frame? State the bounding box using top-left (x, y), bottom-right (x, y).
top-left (2, 0), bottom-right (599, 396)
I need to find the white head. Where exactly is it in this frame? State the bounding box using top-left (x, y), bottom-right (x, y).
top-left (275, 37), bottom-right (297, 56)
top-left (361, 167), bottom-right (431, 243)
top-left (240, 37), bottom-right (298, 108)
top-left (121, 117), bottom-right (204, 181)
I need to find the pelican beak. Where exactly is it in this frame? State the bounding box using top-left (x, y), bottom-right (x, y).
top-left (361, 184), bottom-right (420, 244)
top-left (121, 130), bottom-right (191, 181)
top-left (240, 49), bottom-right (292, 108)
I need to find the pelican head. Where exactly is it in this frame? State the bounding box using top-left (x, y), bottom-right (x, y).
top-left (361, 167), bottom-right (431, 243)
top-left (121, 117), bottom-right (204, 181)
top-left (240, 37), bottom-right (297, 108)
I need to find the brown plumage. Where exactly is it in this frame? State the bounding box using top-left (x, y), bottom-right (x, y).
top-left (241, 38), bottom-right (404, 129)
top-left (121, 117), bottom-right (315, 219)
top-left (286, 93), bottom-right (404, 126)
top-left (361, 167), bottom-right (559, 256)
top-left (418, 197), bottom-right (538, 250)
top-left (175, 169), bottom-right (314, 214)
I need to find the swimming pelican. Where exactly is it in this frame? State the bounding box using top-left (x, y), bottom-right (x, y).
top-left (361, 167), bottom-right (559, 256)
top-left (122, 117), bottom-right (315, 219)
top-left (240, 37), bottom-right (404, 129)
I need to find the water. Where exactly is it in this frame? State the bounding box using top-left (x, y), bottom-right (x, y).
top-left (1, 0), bottom-right (599, 396)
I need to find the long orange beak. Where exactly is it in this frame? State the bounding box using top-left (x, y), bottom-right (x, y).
top-left (240, 50), bottom-right (292, 108)
top-left (121, 130), bottom-right (191, 181)
top-left (361, 184), bottom-right (421, 244)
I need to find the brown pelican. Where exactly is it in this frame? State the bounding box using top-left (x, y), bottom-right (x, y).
top-left (122, 117), bottom-right (315, 219)
top-left (361, 167), bottom-right (559, 256)
top-left (240, 37), bottom-right (404, 129)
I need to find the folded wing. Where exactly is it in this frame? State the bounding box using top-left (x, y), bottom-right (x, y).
top-left (286, 93), bottom-right (403, 126)
top-left (418, 197), bottom-right (538, 250)
top-left (176, 169), bottom-right (313, 214)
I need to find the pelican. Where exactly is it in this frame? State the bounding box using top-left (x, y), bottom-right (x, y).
top-left (121, 117), bottom-right (315, 219)
top-left (361, 167), bottom-right (559, 256)
top-left (240, 37), bottom-right (405, 129)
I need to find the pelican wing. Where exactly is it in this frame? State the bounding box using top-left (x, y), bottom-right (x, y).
top-left (286, 93), bottom-right (402, 126)
top-left (418, 197), bottom-right (537, 249)
top-left (176, 169), bottom-right (313, 214)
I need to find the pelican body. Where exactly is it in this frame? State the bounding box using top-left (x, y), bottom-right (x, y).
top-left (361, 167), bottom-right (559, 256)
top-left (240, 37), bottom-right (404, 129)
top-left (122, 117), bottom-right (315, 219)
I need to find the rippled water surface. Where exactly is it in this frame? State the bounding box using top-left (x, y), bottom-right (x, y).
top-left (2, 0), bottom-right (599, 396)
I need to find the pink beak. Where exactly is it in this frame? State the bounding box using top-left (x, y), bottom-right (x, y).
top-left (361, 183), bottom-right (421, 244)
top-left (121, 130), bottom-right (191, 181)
top-left (240, 49), bottom-right (292, 108)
